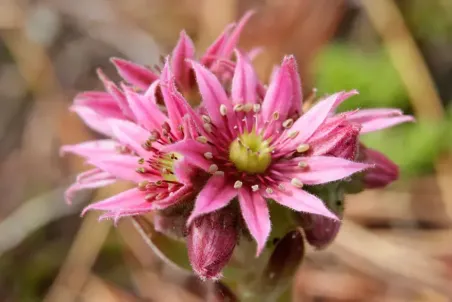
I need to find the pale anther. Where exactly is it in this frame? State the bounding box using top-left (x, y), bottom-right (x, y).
top-left (204, 152), bottom-right (213, 159)
top-left (282, 119), bottom-right (294, 129)
top-left (208, 164), bottom-right (219, 173)
top-left (253, 104), bottom-right (261, 113)
top-left (220, 104), bottom-right (227, 116)
top-left (201, 115), bottom-right (211, 123)
top-left (214, 171), bottom-right (225, 177)
top-left (251, 184), bottom-right (259, 192)
top-left (296, 144), bottom-right (310, 153)
top-left (196, 136), bottom-right (208, 144)
top-left (266, 187), bottom-right (274, 194)
top-left (288, 131), bottom-right (299, 139)
top-left (243, 104), bottom-right (253, 112)
top-left (291, 178), bottom-right (304, 188)
top-left (234, 180), bottom-right (243, 189)
top-left (233, 104), bottom-right (243, 112)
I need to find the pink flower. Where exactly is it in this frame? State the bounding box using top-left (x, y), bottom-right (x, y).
top-left (164, 54), bottom-right (371, 255)
top-left (72, 12), bottom-right (255, 136)
top-left (62, 62), bottom-right (205, 222)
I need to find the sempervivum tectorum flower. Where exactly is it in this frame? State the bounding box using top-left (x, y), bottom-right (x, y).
top-left (164, 54), bottom-right (372, 255)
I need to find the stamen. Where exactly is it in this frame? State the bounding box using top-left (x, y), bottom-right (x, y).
top-left (196, 136), bottom-right (208, 144)
top-left (208, 164), bottom-right (219, 173)
top-left (266, 187), bottom-right (274, 194)
top-left (203, 123), bottom-right (213, 133)
top-left (137, 158), bottom-right (145, 164)
top-left (142, 140), bottom-right (152, 151)
top-left (202, 115), bottom-right (211, 123)
top-left (214, 171), bottom-right (225, 177)
top-left (162, 122), bottom-right (171, 133)
top-left (282, 119), bottom-right (294, 129)
top-left (291, 178), bottom-right (304, 188)
top-left (298, 161), bottom-right (308, 168)
top-left (149, 131), bottom-right (160, 141)
top-left (145, 193), bottom-right (156, 201)
top-left (234, 104), bottom-right (243, 112)
top-left (272, 112), bottom-right (280, 120)
top-left (278, 184), bottom-right (286, 191)
top-left (138, 180), bottom-right (149, 191)
top-left (288, 131), bottom-right (299, 139)
top-left (243, 104), bottom-right (253, 112)
top-left (251, 184), bottom-right (259, 192)
top-left (234, 180), bottom-right (243, 189)
top-left (204, 152), bottom-right (213, 159)
top-left (253, 104), bottom-right (261, 113)
top-left (220, 104), bottom-right (227, 116)
top-left (296, 144), bottom-right (310, 153)
top-left (136, 167), bottom-right (146, 173)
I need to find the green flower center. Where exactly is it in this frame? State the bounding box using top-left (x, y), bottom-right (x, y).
top-left (159, 152), bottom-right (181, 182)
top-left (229, 131), bottom-right (272, 174)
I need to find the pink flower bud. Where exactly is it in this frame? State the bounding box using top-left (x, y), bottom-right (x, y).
top-left (187, 209), bottom-right (238, 280)
top-left (309, 117), bottom-right (361, 160)
top-left (297, 213), bottom-right (342, 249)
top-left (361, 146), bottom-right (399, 188)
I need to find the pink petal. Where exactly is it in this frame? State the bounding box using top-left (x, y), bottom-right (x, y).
top-left (272, 185), bottom-right (337, 219)
top-left (221, 10), bottom-right (255, 58)
top-left (231, 50), bottom-right (258, 104)
top-left (290, 90), bottom-right (359, 144)
top-left (292, 156), bottom-right (370, 185)
top-left (247, 47), bottom-right (264, 61)
top-left (285, 55), bottom-right (303, 117)
top-left (189, 60), bottom-right (233, 126)
top-left (173, 158), bottom-right (196, 184)
top-left (70, 105), bottom-right (114, 137)
top-left (261, 56), bottom-right (293, 122)
top-left (61, 140), bottom-right (117, 158)
top-left (187, 176), bottom-right (237, 225)
top-left (97, 68), bottom-right (134, 119)
top-left (74, 92), bottom-right (124, 119)
top-left (171, 31), bottom-right (195, 90)
top-left (123, 85), bottom-right (167, 131)
top-left (87, 154), bottom-right (151, 183)
top-left (201, 23), bottom-right (235, 66)
top-left (65, 169), bottom-right (116, 204)
top-left (110, 57), bottom-right (158, 90)
top-left (360, 115), bottom-right (415, 133)
top-left (82, 188), bottom-right (148, 215)
top-left (347, 108), bottom-right (403, 123)
top-left (109, 119), bottom-right (150, 157)
top-left (238, 189), bottom-right (271, 256)
top-left (162, 140), bottom-right (212, 172)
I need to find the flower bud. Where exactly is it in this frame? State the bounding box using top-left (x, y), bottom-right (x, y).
top-left (187, 209), bottom-right (238, 280)
top-left (297, 183), bottom-right (344, 249)
top-left (361, 146), bottom-right (399, 188)
top-left (308, 117), bottom-right (361, 160)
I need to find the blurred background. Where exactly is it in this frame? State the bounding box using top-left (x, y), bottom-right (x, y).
top-left (0, 0), bottom-right (452, 301)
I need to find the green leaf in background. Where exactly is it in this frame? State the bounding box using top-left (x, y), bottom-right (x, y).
top-left (314, 43), bottom-right (409, 111)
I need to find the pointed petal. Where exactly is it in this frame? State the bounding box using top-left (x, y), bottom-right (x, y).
top-left (87, 154), bottom-right (152, 183)
top-left (97, 68), bottom-right (134, 118)
top-left (201, 23), bottom-right (235, 66)
top-left (82, 188), bottom-right (148, 215)
top-left (65, 170), bottom-right (115, 204)
top-left (261, 56), bottom-right (293, 122)
top-left (285, 55), bottom-right (303, 116)
top-left (231, 50), bottom-right (257, 104)
top-left (172, 31), bottom-right (195, 90)
top-left (189, 60), bottom-right (233, 126)
top-left (290, 90), bottom-right (358, 143)
top-left (272, 186), bottom-right (337, 220)
top-left (123, 85), bottom-right (167, 131)
top-left (292, 156), bottom-right (370, 185)
top-left (70, 105), bottom-right (113, 137)
top-left (74, 92), bottom-right (123, 118)
top-left (61, 140), bottom-right (117, 158)
top-left (347, 108), bottom-right (403, 123)
top-left (162, 140), bottom-right (212, 171)
top-left (221, 10), bottom-right (255, 58)
top-left (238, 189), bottom-right (271, 256)
top-left (110, 57), bottom-right (158, 90)
top-left (187, 176), bottom-right (237, 225)
top-left (360, 115), bottom-right (415, 133)
top-left (109, 119), bottom-right (150, 157)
